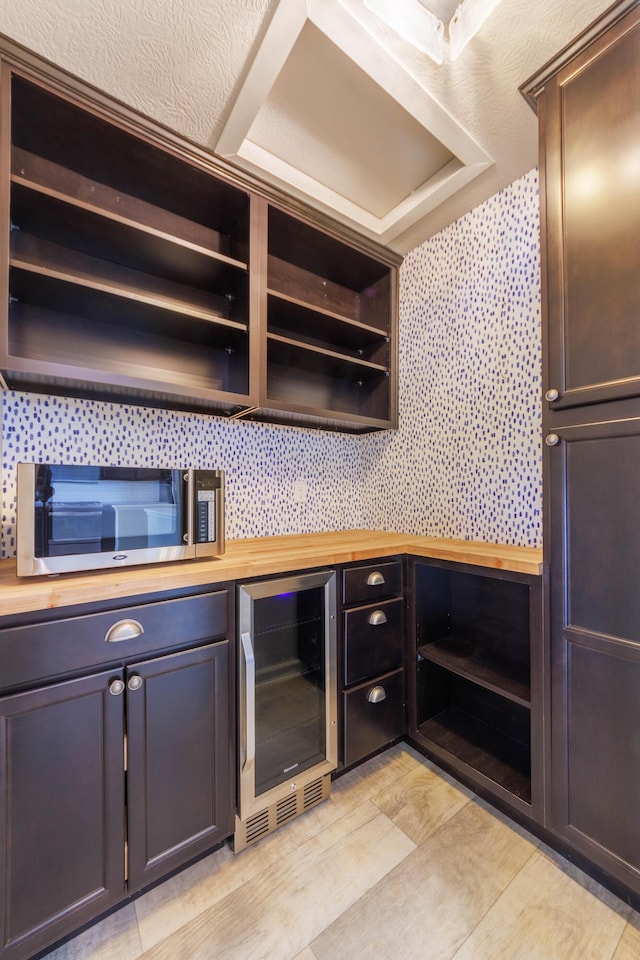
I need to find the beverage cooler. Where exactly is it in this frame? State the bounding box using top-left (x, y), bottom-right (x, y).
top-left (235, 570), bottom-right (337, 850)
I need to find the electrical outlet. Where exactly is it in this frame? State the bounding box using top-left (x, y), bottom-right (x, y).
top-left (293, 481), bottom-right (308, 503)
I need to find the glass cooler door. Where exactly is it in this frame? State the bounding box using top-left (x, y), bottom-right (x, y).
top-left (238, 570), bottom-right (337, 819)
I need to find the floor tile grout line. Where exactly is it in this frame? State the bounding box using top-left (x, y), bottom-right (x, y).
top-left (447, 844), bottom-right (539, 960)
top-left (135, 802), bottom-right (408, 959)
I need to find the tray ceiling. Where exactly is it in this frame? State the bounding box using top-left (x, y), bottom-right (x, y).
top-left (0, 0), bottom-right (618, 253)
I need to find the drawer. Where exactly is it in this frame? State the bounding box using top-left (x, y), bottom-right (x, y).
top-left (342, 560), bottom-right (402, 606)
top-left (0, 590), bottom-right (228, 693)
top-left (342, 668), bottom-right (405, 767)
top-left (344, 598), bottom-right (404, 686)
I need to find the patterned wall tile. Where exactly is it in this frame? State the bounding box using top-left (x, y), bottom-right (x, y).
top-left (0, 169), bottom-right (543, 559)
top-left (361, 168), bottom-right (542, 546)
top-left (0, 395), bottom-right (365, 558)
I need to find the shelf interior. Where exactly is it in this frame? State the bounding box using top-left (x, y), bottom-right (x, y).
top-left (11, 76), bottom-right (250, 255)
top-left (418, 664), bottom-right (531, 803)
top-left (11, 163), bottom-right (248, 284)
top-left (10, 233), bottom-right (248, 331)
top-left (267, 292), bottom-right (389, 366)
top-left (415, 565), bottom-right (531, 694)
top-left (266, 349), bottom-right (390, 423)
top-left (417, 706), bottom-right (532, 804)
top-left (418, 636), bottom-right (530, 706)
top-left (8, 301), bottom-right (249, 397)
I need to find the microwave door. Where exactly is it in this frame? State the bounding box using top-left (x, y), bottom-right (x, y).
top-left (46, 502), bottom-right (104, 557)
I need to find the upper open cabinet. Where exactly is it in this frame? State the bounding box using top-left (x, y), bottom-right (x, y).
top-left (0, 38), bottom-right (399, 432)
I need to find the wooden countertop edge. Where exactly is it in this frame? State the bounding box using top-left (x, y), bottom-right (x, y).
top-left (0, 530), bottom-right (543, 617)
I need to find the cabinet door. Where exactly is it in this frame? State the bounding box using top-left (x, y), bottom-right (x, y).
top-left (126, 642), bottom-right (232, 891)
top-left (547, 415), bottom-right (640, 890)
top-left (0, 671), bottom-right (125, 960)
top-left (543, 5), bottom-right (640, 410)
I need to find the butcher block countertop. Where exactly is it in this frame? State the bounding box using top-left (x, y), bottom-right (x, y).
top-left (0, 530), bottom-right (543, 618)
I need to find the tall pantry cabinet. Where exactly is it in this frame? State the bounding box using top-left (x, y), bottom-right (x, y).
top-left (522, 0), bottom-right (640, 896)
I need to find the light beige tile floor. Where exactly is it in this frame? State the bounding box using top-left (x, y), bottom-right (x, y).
top-left (41, 744), bottom-right (638, 960)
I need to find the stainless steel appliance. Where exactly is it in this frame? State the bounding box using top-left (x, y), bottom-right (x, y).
top-left (235, 570), bottom-right (337, 850)
top-left (16, 462), bottom-right (224, 576)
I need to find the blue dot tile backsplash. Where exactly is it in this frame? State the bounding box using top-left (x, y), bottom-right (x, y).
top-left (0, 170), bottom-right (542, 559)
top-left (362, 168), bottom-right (542, 546)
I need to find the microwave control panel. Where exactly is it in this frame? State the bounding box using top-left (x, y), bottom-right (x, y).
top-left (196, 489), bottom-right (216, 543)
top-left (193, 472), bottom-right (223, 544)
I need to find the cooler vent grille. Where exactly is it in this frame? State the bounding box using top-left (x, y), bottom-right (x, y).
top-left (233, 774), bottom-right (331, 852)
top-left (245, 809), bottom-right (270, 844)
top-left (304, 777), bottom-right (325, 808)
top-left (276, 794), bottom-right (298, 825)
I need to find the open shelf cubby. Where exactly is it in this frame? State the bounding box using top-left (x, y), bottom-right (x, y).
top-left (413, 561), bottom-right (534, 807)
top-left (265, 206), bottom-right (394, 428)
top-left (6, 73), bottom-right (252, 409)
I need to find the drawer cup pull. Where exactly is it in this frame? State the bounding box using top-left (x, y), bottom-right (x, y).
top-left (367, 685), bottom-right (387, 704)
top-left (366, 571), bottom-right (385, 586)
top-left (104, 618), bottom-right (145, 643)
top-left (368, 610), bottom-right (388, 626)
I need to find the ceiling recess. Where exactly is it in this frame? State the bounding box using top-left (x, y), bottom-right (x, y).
top-left (216, 0), bottom-right (493, 247)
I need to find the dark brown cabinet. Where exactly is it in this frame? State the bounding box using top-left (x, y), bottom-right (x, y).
top-left (522, 1), bottom-right (640, 411)
top-left (522, 0), bottom-right (640, 897)
top-left (0, 671), bottom-right (125, 960)
top-left (257, 207), bottom-right (397, 431)
top-left (2, 69), bottom-right (254, 416)
top-left (0, 41), bottom-right (399, 432)
top-left (339, 559), bottom-right (405, 768)
top-left (0, 590), bottom-right (233, 960)
top-left (545, 414), bottom-right (640, 892)
top-left (409, 560), bottom-right (543, 821)
top-left (125, 642), bottom-right (231, 892)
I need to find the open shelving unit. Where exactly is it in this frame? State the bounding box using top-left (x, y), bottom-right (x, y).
top-left (0, 46), bottom-right (399, 431)
top-left (261, 207), bottom-right (396, 431)
top-left (4, 72), bottom-right (253, 413)
top-left (410, 560), bottom-right (542, 817)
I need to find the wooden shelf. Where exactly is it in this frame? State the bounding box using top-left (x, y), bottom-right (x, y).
top-left (11, 148), bottom-right (248, 273)
top-left (267, 333), bottom-right (387, 379)
top-left (267, 291), bottom-right (389, 362)
top-left (8, 301), bottom-right (249, 397)
top-left (10, 232), bottom-right (248, 331)
top-left (417, 706), bottom-right (532, 804)
top-left (418, 637), bottom-right (530, 707)
top-left (268, 256), bottom-right (389, 332)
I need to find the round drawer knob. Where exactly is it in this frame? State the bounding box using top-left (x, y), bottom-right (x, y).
top-left (545, 433), bottom-right (560, 447)
top-left (545, 388), bottom-right (559, 402)
top-left (109, 679), bottom-right (125, 696)
top-left (127, 675), bottom-right (143, 692)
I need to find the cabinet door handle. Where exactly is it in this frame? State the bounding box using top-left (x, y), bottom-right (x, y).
top-left (368, 609), bottom-right (388, 626)
top-left (367, 685), bottom-right (387, 704)
top-left (127, 675), bottom-right (143, 692)
top-left (109, 678), bottom-right (125, 696)
top-left (240, 631), bottom-right (256, 780)
top-left (366, 571), bottom-right (385, 586)
top-left (104, 618), bottom-right (144, 643)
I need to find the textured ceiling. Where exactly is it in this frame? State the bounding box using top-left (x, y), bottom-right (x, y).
top-left (0, 0), bottom-right (617, 253)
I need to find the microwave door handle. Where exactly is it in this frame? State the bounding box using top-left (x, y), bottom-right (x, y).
top-left (183, 470), bottom-right (195, 546)
top-left (240, 631), bottom-right (256, 783)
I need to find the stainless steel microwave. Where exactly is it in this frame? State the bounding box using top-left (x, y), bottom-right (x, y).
top-left (16, 463), bottom-right (225, 577)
